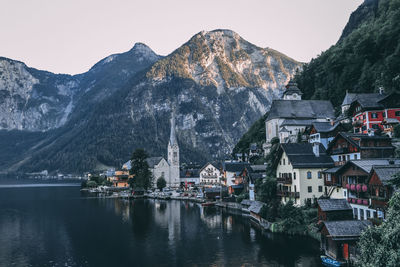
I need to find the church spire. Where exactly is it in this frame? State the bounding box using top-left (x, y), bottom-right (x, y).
top-left (169, 114), bottom-right (177, 146)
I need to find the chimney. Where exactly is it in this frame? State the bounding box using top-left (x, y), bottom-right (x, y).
top-left (313, 142), bottom-right (320, 157)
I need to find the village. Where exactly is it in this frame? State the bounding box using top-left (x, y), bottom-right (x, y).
top-left (83, 80), bottom-right (400, 267)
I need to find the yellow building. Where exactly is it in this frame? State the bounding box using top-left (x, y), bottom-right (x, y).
top-left (275, 143), bottom-right (334, 206)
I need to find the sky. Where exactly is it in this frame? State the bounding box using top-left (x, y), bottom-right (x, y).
top-left (0, 0), bottom-right (363, 75)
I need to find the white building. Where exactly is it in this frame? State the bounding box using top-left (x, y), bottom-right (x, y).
top-left (167, 116), bottom-right (180, 187)
top-left (199, 163), bottom-right (221, 185)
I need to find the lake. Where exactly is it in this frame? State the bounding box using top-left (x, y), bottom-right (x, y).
top-left (0, 184), bottom-right (322, 266)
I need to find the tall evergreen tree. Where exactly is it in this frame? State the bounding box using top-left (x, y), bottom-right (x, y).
top-left (129, 148), bottom-right (152, 190)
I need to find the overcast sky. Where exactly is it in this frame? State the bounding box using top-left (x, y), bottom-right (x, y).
top-left (0, 0), bottom-right (363, 75)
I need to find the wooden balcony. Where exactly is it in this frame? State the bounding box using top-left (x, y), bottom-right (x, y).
top-left (332, 147), bottom-right (349, 154)
top-left (370, 197), bottom-right (388, 209)
top-left (277, 177), bottom-right (292, 184)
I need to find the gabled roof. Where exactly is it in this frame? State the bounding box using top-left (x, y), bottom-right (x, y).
top-left (323, 220), bottom-right (371, 240)
top-left (348, 93), bottom-right (386, 113)
top-left (249, 165), bottom-right (266, 172)
top-left (146, 157), bottom-right (165, 168)
top-left (180, 168), bottom-right (200, 178)
top-left (200, 162), bottom-right (220, 173)
top-left (341, 159), bottom-right (400, 174)
top-left (311, 121), bottom-right (342, 133)
top-left (341, 92), bottom-right (357, 106)
top-left (318, 199), bottom-right (352, 212)
top-left (281, 119), bottom-right (315, 127)
top-left (371, 164), bottom-right (400, 185)
top-left (223, 162), bottom-right (250, 173)
top-left (267, 100), bottom-right (335, 121)
top-left (278, 143), bottom-right (334, 169)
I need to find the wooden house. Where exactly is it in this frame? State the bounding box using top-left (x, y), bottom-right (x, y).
top-left (317, 198), bottom-right (353, 222)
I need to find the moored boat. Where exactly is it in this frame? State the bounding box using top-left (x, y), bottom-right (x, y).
top-left (321, 255), bottom-right (343, 267)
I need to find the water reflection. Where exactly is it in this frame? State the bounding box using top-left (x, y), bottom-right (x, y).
top-left (0, 187), bottom-right (322, 267)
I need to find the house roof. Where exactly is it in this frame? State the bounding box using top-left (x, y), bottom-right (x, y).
top-left (223, 162), bottom-right (250, 173)
top-left (199, 162), bottom-right (220, 173)
top-left (371, 165), bottom-right (400, 185)
top-left (266, 100), bottom-right (335, 121)
top-left (250, 165), bottom-right (266, 172)
top-left (279, 143), bottom-right (334, 169)
top-left (323, 166), bottom-right (342, 174)
top-left (180, 168), bottom-right (200, 178)
top-left (323, 220), bottom-right (372, 240)
top-left (318, 199), bottom-right (352, 212)
top-left (311, 121), bottom-right (341, 133)
top-left (341, 92), bottom-right (357, 106)
top-left (146, 157), bottom-right (164, 168)
top-left (241, 199), bottom-right (253, 207)
top-left (350, 159), bottom-right (400, 173)
top-left (248, 201), bottom-right (264, 214)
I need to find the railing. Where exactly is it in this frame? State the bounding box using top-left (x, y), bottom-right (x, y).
top-left (277, 177), bottom-right (292, 184)
top-left (370, 197), bottom-right (389, 209)
top-left (277, 190), bottom-right (299, 198)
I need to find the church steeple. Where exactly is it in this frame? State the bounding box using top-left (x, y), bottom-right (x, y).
top-left (169, 116), bottom-right (177, 146)
top-left (167, 111), bottom-right (180, 187)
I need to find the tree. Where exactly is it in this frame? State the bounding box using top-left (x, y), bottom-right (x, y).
top-left (277, 201), bottom-right (305, 233)
top-left (157, 176), bottom-right (167, 191)
top-left (256, 178), bottom-right (277, 203)
top-left (394, 124), bottom-right (400, 138)
top-left (129, 148), bottom-right (152, 190)
top-left (357, 192), bottom-right (400, 267)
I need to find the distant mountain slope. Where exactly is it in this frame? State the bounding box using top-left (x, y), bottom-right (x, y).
top-left (295, 0), bottom-right (400, 108)
top-left (2, 30), bottom-right (301, 173)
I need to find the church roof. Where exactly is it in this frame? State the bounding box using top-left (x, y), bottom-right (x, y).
top-left (267, 100), bottom-right (335, 121)
top-left (282, 80), bottom-right (303, 96)
top-left (146, 157), bottom-right (164, 168)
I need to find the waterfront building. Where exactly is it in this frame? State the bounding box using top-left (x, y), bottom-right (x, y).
top-left (317, 199), bottom-right (353, 222)
top-left (146, 157), bottom-right (170, 186)
top-left (113, 170), bottom-right (130, 187)
top-left (199, 163), bottom-right (221, 185)
top-left (275, 143), bottom-right (334, 206)
top-left (320, 220), bottom-right (372, 263)
top-left (264, 80), bottom-right (335, 153)
top-left (180, 168), bottom-right (200, 187)
top-left (222, 161), bottom-right (250, 187)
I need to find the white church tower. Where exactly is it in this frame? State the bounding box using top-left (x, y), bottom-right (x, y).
top-left (167, 115), bottom-right (180, 187)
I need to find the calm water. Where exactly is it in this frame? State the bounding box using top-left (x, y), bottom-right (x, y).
top-left (0, 185), bottom-right (322, 266)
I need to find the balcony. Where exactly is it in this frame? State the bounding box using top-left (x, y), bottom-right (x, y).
top-left (277, 190), bottom-right (299, 198)
top-left (370, 196), bottom-right (389, 209)
top-left (332, 147), bottom-right (349, 154)
top-left (277, 177), bottom-right (292, 184)
top-left (347, 198), bottom-right (369, 206)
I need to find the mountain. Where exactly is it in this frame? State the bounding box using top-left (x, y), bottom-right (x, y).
top-left (233, 0), bottom-right (400, 156)
top-left (295, 0), bottom-right (400, 108)
top-left (0, 30), bottom-right (301, 173)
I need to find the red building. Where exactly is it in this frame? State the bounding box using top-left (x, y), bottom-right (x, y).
top-left (348, 92), bottom-right (400, 135)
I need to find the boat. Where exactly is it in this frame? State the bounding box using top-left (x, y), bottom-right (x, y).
top-left (201, 202), bottom-right (215, 207)
top-left (321, 255), bottom-right (343, 267)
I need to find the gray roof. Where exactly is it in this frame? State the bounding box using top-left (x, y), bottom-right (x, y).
top-left (327, 132), bottom-right (394, 152)
top-left (248, 201), bottom-right (264, 214)
top-left (241, 199), bottom-right (253, 207)
top-left (267, 100), bottom-right (335, 120)
top-left (323, 220), bottom-right (372, 240)
top-left (353, 93), bottom-right (386, 109)
top-left (146, 157), bottom-right (164, 168)
top-left (312, 121), bottom-right (340, 133)
top-left (250, 165), bottom-right (266, 172)
top-left (281, 119), bottom-right (315, 126)
top-left (318, 199), bottom-right (352, 212)
top-left (372, 165), bottom-right (400, 184)
top-left (341, 92), bottom-right (357, 106)
top-left (351, 159), bottom-right (400, 173)
top-left (323, 166), bottom-right (342, 174)
top-left (223, 162), bottom-right (250, 173)
top-left (280, 143), bottom-right (334, 168)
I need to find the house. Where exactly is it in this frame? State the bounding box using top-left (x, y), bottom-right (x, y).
top-left (180, 168), bottom-right (200, 187)
top-left (275, 143), bottom-right (334, 206)
top-left (264, 81), bottom-right (335, 151)
top-left (114, 170), bottom-right (130, 188)
top-left (368, 164), bottom-right (400, 219)
top-left (329, 159), bottom-right (400, 220)
top-left (326, 132), bottom-right (395, 166)
top-left (320, 220), bottom-right (371, 263)
top-left (317, 199), bottom-right (353, 222)
top-left (307, 121), bottom-right (347, 149)
top-left (236, 165), bottom-right (265, 200)
top-left (222, 162), bottom-right (250, 187)
top-left (199, 163), bottom-right (221, 185)
top-left (248, 201), bottom-right (264, 222)
top-left (347, 91), bottom-right (400, 134)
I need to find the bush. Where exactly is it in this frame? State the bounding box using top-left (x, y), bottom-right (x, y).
top-left (394, 125), bottom-right (400, 138)
top-left (236, 192), bottom-right (249, 203)
top-left (87, 180), bottom-right (97, 187)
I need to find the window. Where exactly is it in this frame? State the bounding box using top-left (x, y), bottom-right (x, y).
top-left (366, 210), bottom-right (371, 218)
top-left (344, 191), bottom-right (347, 197)
top-left (308, 186), bottom-right (312, 193)
top-left (293, 172), bottom-right (296, 180)
top-left (318, 172), bottom-right (322, 179)
top-left (338, 155), bottom-right (342, 161)
top-left (354, 154), bottom-right (358, 160)
top-left (353, 208), bottom-right (358, 219)
top-left (318, 186), bottom-right (323, 192)
top-left (371, 113), bottom-right (378, 119)
top-left (283, 159), bottom-right (285, 165)
top-left (372, 124), bottom-right (380, 130)
top-left (294, 185), bottom-right (297, 192)
top-left (307, 171), bottom-right (312, 179)
top-left (360, 209), bottom-right (364, 220)
top-left (382, 112), bottom-right (386, 118)
top-left (396, 111), bottom-right (400, 117)
top-left (362, 125), bottom-right (367, 131)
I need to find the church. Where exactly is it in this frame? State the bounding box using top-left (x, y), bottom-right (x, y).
top-left (146, 115), bottom-right (180, 188)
